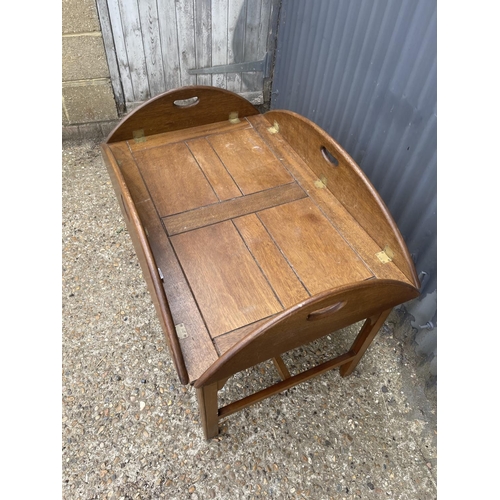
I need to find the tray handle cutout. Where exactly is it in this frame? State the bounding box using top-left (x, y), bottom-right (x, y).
top-left (307, 300), bottom-right (347, 321)
top-left (320, 146), bottom-right (339, 167)
top-left (173, 96), bottom-right (200, 108)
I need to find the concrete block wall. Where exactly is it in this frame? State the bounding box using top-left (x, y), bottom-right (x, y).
top-left (62, 0), bottom-right (119, 140)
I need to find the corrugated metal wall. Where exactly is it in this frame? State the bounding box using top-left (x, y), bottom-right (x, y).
top-left (271, 0), bottom-right (437, 370)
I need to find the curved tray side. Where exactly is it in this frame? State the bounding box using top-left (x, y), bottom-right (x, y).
top-left (106, 86), bottom-right (260, 143)
top-left (263, 110), bottom-right (420, 289)
top-left (195, 279), bottom-right (419, 388)
top-left (101, 144), bottom-right (189, 385)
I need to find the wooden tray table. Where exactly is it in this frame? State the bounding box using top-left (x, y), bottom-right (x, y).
top-left (101, 86), bottom-right (420, 439)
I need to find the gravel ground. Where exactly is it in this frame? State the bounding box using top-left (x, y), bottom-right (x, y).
top-left (62, 139), bottom-right (437, 500)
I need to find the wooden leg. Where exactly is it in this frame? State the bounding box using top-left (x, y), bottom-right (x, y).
top-left (196, 382), bottom-right (219, 440)
top-left (340, 308), bottom-right (392, 377)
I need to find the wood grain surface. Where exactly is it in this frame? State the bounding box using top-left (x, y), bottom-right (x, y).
top-left (214, 315), bottom-right (278, 356)
top-left (171, 221), bottom-right (283, 338)
top-left (208, 128), bottom-right (293, 194)
top-left (133, 141), bottom-right (218, 217)
top-left (127, 118), bottom-right (251, 152)
top-left (163, 182), bottom-right (306, 235)
top-left (233, 214), bottom-right (309, 308)
top-left (186, 137), bottom-right (242, 201)
top-left (258, 198), bottom-right (373, 294)
top-left (134, 198), bottom-right (219, 382)
top-left (108, 142), bottom-right (150, 204)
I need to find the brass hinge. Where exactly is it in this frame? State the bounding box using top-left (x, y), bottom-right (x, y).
top-left (314, 175), bottom-right (327, 189)
top-left (267, 120), bottom-right (279, 134)
top-left (133, 129), bottom-right (146, 143)
top-left (229, 111), bottom-right (240, 124)
top-left (175, 323), bottom-right (188, 340)
top-left (376, 245), bottom-right (395, 264)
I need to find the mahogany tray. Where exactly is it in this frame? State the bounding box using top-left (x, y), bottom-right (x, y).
top-left (101, 86), bottom-right (419, 439)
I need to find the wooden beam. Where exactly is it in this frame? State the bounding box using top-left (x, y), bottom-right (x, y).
top-left (272, 356), bottom-right (291, 380)
top-left (218, 351), bottom-right (355, 419)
